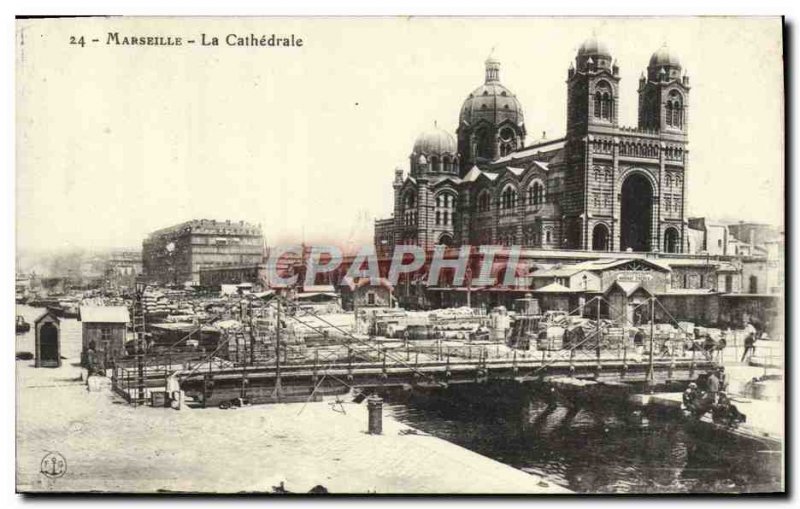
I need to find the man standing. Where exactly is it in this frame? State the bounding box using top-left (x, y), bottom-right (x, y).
top-left (717, 367), bottom-right (728, 392)
top-left (741, 321), bottom-right (757, 362)
top-left (706, 370), bottom-right (720, 405)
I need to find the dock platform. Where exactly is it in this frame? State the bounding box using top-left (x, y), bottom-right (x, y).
top-left (16, 340), bottom-right (571, 494)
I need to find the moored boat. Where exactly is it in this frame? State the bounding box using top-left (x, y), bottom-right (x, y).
top-left (16, 315), bottom-right (30, 333)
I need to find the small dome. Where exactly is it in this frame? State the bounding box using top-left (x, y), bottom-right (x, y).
top-left (412, 126), bottom-right (456, 156)
top-left (578, 35), bottom-right (611, 59)
top-left (649, 45), bottom-right (681, 69)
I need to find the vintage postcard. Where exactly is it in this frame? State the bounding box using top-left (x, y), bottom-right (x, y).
top-left (15, 16), bottom-right (785, 494)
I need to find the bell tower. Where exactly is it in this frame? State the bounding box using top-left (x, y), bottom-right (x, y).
top-left (638, 44), bottom-right (690, 133)
top-left (566, 36), bottom-right (620, 138)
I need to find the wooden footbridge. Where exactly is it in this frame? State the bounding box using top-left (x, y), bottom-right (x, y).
top-left (114, 345), bottom-right (718, 407)
top-left (112, 295), bottom-right (719, 407)
top-left (174, 353), bottom-right (716, 407)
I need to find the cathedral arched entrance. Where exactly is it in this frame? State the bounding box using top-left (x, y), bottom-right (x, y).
top-left (620, 173), bottom-right (653, 252)
top-left (591, 223), bottom-right (610, 251)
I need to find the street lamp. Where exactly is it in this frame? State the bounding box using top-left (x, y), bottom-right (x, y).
top-left (135, 277), bottom-right (146, 298)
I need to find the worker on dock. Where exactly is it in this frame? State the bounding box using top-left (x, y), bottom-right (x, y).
top-left (706, 370), bottom-right (720, 405)
top-left (741, 321), bottom-right (757, 362)
top-left (682, 382), bottom-right (699, 415)
top-left (717, 367), bottom-right (728, 392)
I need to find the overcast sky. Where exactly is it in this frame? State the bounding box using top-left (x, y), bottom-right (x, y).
top-left (16, 17), bottom-right (784, 253)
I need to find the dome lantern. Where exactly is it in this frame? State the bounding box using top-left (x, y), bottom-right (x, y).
top-left (485, 52), bottom-right (501, 83)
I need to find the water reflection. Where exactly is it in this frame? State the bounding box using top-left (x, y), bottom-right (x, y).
top-left (385, 385), bottom-right (782, 493)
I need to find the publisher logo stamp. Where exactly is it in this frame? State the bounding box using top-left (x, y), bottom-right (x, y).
top-left (40, 452), bottom-right (67, 478)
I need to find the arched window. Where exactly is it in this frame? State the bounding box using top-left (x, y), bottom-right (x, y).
top-left (666, 90), bottom-right (683, 128)
top-left (477, 190), bottom-right (491, 212)
top-left (663, 227), bottom-right (679, 253)
top-left (442, 155), bottom-right (453, 173)
top-left (594, 81), bottom-right (613, 120)
top-left (500, 185), bottom-right (517, 211)
top-left (592, 224), bottom-right (610, 251)
top-left (749, 275), bottom-right (758, 294)
top-left (527, 181), bottom-right (545, 207)
top-left (403, 191), bottom-right (417, 226)
top-left (429, 155), bottom-right (440, 172)
top-left (435, 192), bottom-right (455, 227)
top-left (545, 230), bottom-right (552, 244)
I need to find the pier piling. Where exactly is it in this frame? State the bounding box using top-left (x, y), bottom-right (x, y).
top-left (367, 395), bottom-right (383, 435)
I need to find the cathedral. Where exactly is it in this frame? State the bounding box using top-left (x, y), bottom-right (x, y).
top-left (374, 36), bottom-right (690, 256)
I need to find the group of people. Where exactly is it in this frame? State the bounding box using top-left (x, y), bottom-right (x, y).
top-left (682, 367), bottom-right (746, 428)
top-left (692, 320), bottom-right (765, 363)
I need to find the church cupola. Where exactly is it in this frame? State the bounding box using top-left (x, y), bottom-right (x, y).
top-left (638, 44), bottom-right (690, 133)
top-left (457, 52), bottom-right (526, 173)
top-left (575, 35), bottom-right (613, 72)
top-left (410, 125), bottom-right (458, 176)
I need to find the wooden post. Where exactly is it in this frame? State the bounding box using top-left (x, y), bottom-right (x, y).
top-left (647, 298), bottom-right (655, 392)
top-left (596, 297), bottom-right (602, 360)
top-left (596, 336), bottom-right (601, 376)
top-left (348, 347), bottom-right (353, 376)
top-left (313, 348), bottom-right (319, 384)
top-left (668, 333), bottom-right (675, 382)
top-left (623, 340), bottom-right (627, 366)
top-left (273, 298), bottom-right (283, 400)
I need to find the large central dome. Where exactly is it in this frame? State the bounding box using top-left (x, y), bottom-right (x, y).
top-left (459, 56), bottom-right (524, 129)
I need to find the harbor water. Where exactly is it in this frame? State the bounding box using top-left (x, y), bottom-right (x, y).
top-left (384, 387), bottom-right (783, 493)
